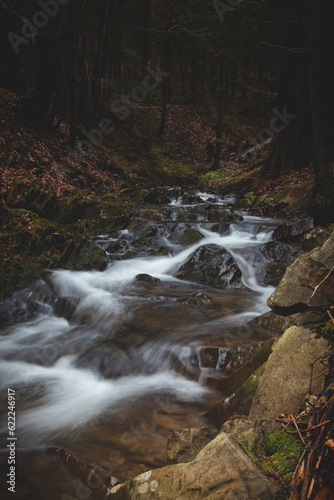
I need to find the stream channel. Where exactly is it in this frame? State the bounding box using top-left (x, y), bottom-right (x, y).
top-left (0, 188), bottom-right (295, 498)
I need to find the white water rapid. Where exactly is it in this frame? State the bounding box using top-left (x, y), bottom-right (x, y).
top-left (0, 191), bottom-right (283, 482)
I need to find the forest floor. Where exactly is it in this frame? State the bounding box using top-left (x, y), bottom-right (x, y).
top-left (0, 88), bottom-right (314, 204)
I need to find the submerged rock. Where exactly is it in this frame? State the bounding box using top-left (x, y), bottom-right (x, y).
top-left (109, 433), bottom-right (278, 499)
top-left (75, 342), bottom-right (131, 378)
top-left (135, 274), bottom-right (161, 283)
top-left (167, 427), bottom-right (217, 464)
top-left (176, 244), bottom-right (243, 288)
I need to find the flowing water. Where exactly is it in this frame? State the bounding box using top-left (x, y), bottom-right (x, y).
top-left (0, 190), bottom-right (287, 497)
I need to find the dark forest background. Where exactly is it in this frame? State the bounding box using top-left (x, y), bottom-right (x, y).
top-left (1, 0), bottom-right (333, 221)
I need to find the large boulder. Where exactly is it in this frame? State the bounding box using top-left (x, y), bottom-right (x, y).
top-left (267, 231), bottom-right (334, 315)
top-left (272, 217), bottom-right (313, 243)
top-left (249, 326), bottom-right (328, 425)
top-left (273, 181), bottom-right (315, 213)
top-left (176, 244), bottom-right (243, 288)
top-left (257, 240), bottom-right (303, 286)
top-left (109, 432), bottom-right (278, 499)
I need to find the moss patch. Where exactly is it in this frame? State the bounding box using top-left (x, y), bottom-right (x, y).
top-left (259, 429), bottom-right (303, 499)
top-left (199, 168), bottom-right (233, 187)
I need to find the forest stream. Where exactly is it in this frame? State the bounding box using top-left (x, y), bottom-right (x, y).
top-left (0, 189), bottom-right (295, 498)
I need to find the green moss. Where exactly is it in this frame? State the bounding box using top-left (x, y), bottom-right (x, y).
top-left (254, 194), bottom-right (268, 207)
top-left (134, 189), bottom-right (151, 202)
top-left (199, 168), bottom-right (233, 186)
top-left (238, 442), bottom-right (257, 461)
top-left (316, 308), bottom-right (334, 342)
top-left (262, 429), bottom-right (302, 475)
top-left (0, 209), bottom-right (71, 298)
top-left (58, 195), bottom-right (88, 224)
top-left (59, 239), bottom-right (107, 271)
top-left (25, 184), bottom-right (59, 219)
top-left (259, 429), bottom-right (302, 499)
top-left (237, 428), bottom-right (302, 500)
top-left (162, 162), bottom-right (194, 184)
top-left (101, 193), bottom-right (118, 203)
top-left (10, 209), bottom-right (69, 254)
top-left (181, 229), bottom-right (203, 246)
top-left (145, 148), bottom-right (194, 185)
top-left (138, 226), bottom-right (158, 244)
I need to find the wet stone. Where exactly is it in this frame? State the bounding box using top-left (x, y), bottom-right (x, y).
top-left (135, 274), bottom-right (161, 283)
top-left (176, 244), bottom-right (243, 289)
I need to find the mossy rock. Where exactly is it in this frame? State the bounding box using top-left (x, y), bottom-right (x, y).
top-left (181, 228), bottom-right (203, 246)
top-left (254, 194), bottom-right (268, 207)
top-left (58, 195), bottom-right (89, 224)
top-left (136, 225), bottom-right (159, 246)
top-left (0, 209), bottom-right (71, 297)
top-left (101, 203), bottom-right (124, 218)
top-left (25, 184), bottom-right (59, 219)
top-left (235, 198), bottom-right (252, 209)
top-left (0, 254), bottom-right (60, 299)
top-left (9, 209), bottom-right (69, 254)
top-left (59, 238), bottom-right (108, 271)
top-left (133, 189), bottom-right (151, 202)
top-left (85, 201), bottom-right (129, 233)
top-left (244, 192), bottom-right (256, 204)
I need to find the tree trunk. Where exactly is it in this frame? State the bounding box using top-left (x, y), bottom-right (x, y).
top-left (68, 0), bottom-right (77, 148)
top-left (88, 1), bottom-right (110, 129)
top-left (308, 0), bottom-right (334, 223)
top-left (143, 0), bottom-right (152, 66)
top-left (158, 4), bottom-right (172, 136)
top-left (213, 61), bottom-right (225, 170)
top-left (265, 54), bottom-right (311, 178)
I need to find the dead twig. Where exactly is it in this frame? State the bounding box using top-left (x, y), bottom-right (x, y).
top-left (327, 309), bottom-right (334, 324)
top-left (291, 414), bottom-right (307, 446)
top-left (307, 266), bottom-right (334, 304)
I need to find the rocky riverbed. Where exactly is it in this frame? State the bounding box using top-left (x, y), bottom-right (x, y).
top-left (0, 187), bottom-right (333, 499)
